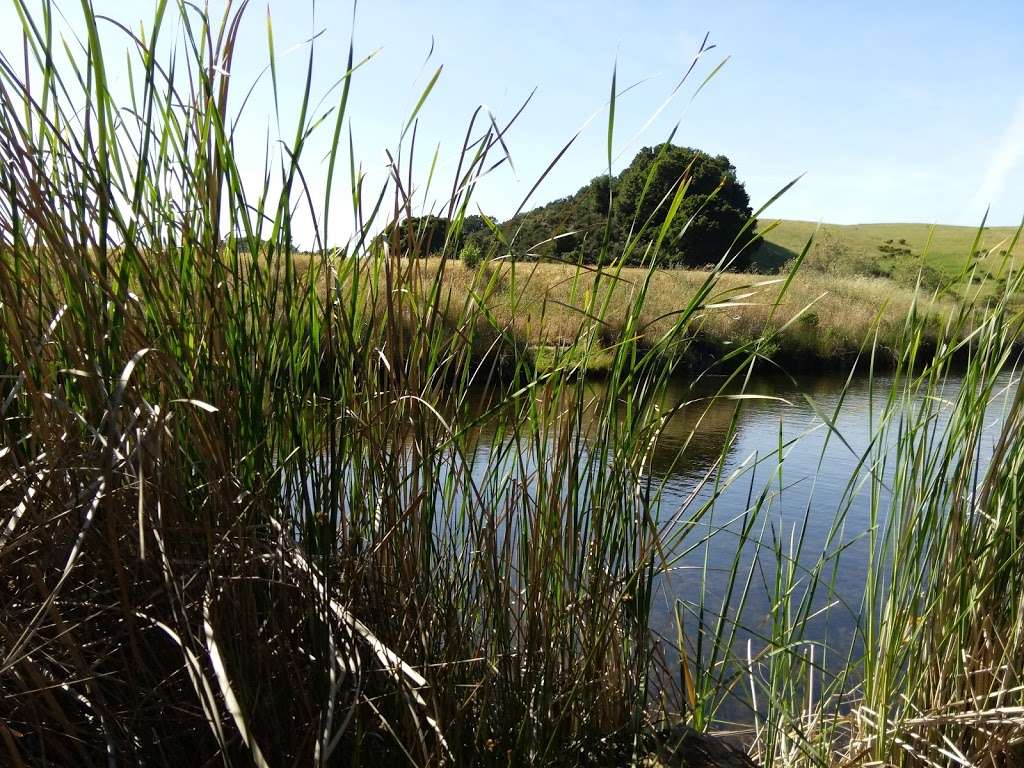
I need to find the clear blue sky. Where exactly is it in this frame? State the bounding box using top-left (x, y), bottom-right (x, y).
top-left (5, 1), bottom-right (1024, 245)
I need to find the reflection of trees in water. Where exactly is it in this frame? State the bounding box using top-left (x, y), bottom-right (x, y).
top-left (645, 370), bottom-right (886, 481)
top-left (318, 370), bottom-right (874, 502)
top-left (450, 376), bottom-right (747, 487)
top-left (644, 381), bottom-right (742, 481)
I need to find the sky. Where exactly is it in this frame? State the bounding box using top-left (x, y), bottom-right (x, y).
top-left (3, 1), bottom-right (1024, 246)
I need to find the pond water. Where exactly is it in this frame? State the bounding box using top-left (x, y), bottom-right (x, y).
top-left (456, 364), bottom-right (1019, 716)
top-left (302, 362), bottom-right (1018, 722)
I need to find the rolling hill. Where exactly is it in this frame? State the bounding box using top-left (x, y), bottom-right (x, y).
top-left (755, 219), bottom-right (1021, 278)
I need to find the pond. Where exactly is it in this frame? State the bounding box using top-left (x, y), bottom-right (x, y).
top-left (453, 364), bottom-right (1020, 718)
top-left (300, 361), bottom-right (1018, 723)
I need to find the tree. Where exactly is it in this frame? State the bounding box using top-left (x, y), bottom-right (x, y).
top-left (382, 214), bottom-right (491, 257)
top-left (381, 215), bottom-right (449, 256)
top-left (460, 214), bottom-right (488, 237)
top-left (468, 144), bottom-right (757, 269)
top-left (613, 144), bottom-right (755, 268)
top-left (588, 175), bottom-right (611, 216)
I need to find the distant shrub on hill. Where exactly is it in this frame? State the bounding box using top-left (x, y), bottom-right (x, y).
top-left (878, 240), bottom-right (913, 258)
top-left (890, 261), bottom-right (944, 292)
top-left (802, 230), bottom-right (881, 276)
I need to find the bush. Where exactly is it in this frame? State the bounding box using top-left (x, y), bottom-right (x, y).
top-left (460, 241), bottom-right (483, 268)
top-left (890, 261), bottom-right (944, 292)
top-left (802, 230), bottom-right (867, 275)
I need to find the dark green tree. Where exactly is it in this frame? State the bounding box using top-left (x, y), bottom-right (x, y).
top-left (588, 175), bottom-right (611, 216)
top-left (613, 145), bottom-right (755, 267)
top-left (450, 144), bottom-right (757, 269)
top-left (382, 215), bottom-right (449, 256)
top-left (460, 214), bottom-right (488, 236)
top-left (383, 214), bottom-right (491, 257)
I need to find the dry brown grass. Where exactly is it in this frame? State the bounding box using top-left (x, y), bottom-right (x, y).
top-left (303, 255), bottom-right (958, 369)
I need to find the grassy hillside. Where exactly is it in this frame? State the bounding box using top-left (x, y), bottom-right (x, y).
top-left (755, 219), bottom-right (1022, 280)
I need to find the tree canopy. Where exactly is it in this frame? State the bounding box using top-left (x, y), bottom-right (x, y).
top-left (380, 214), bottom-right (488, 257)
top-left (469, 144), bottom-right (758, 269)
top-left (380, 146), bottom-right (758, 270)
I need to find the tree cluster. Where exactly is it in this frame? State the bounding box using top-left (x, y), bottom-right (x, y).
top-left (473, 144), bottom-right (757, 269)
top-left (383, 145), bottom-right (758, 270)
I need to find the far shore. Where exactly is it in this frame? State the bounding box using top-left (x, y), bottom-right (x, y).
top-left (296, 255), bottom-right (973, 374)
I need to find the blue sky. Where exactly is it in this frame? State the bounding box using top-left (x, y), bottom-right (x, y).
top-left (4, 1), bottom-right (1024, 244)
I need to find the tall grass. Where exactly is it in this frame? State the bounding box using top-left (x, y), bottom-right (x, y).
top-left (0, 2), bottom-right (1022, 767)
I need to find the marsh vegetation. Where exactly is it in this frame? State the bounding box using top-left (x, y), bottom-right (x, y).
top-left (1, 3), bottom-right (1022, 767)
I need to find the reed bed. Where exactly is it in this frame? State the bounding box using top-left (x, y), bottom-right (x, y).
top-left (1, 2), bottom-right (1023, 767)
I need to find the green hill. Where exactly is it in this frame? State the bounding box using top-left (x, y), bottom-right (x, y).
top-left (756, 219), bottom-right (1021, 277)
top-left (449, 143), bottom-right (1021, 295)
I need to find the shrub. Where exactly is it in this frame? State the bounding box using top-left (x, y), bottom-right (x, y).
top-left (890, 260), bottom-right (944, 291)
top-left (460, 241), bottom-right (483, 268)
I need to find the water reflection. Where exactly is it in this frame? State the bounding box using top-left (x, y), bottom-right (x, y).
top-left (456, 368), bottom-right (1017, 688)
top-left (306, 365), bottom-right (1017, 722)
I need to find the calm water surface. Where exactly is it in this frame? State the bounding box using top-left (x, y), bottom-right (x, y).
top-left (461, 366), bottom-right (1019, 689)
top-left (307, 365), bottom-right (1017, 719)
